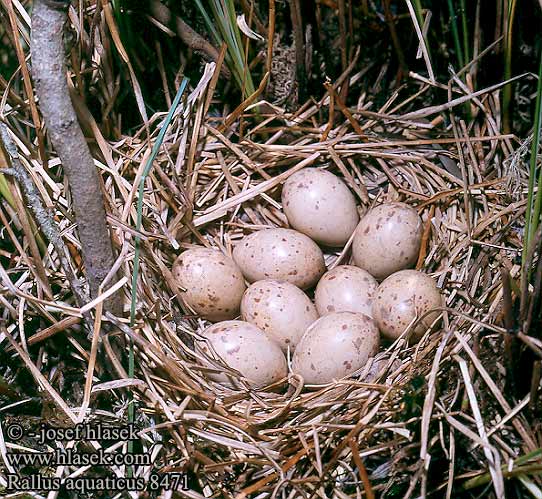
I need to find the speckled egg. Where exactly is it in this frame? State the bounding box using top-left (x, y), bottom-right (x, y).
top-left (241, 280), bottom-right (318, 351)
top-left (352, 202), bottom-right (423, 280)
top-left (372, 270), bottom-right (442, 342)
top-left (233, 228), bottom-right (326, 289)
top-left (172, 247), bottom-right (246, 321)
top-left (282, 168), bottom-right (359, 246)
top-left (292, 312), bottom-right (380, 385)
top-left (199, 321), bottom-right (288, 388)
top-left (314, 265), bottom-right (378, 317)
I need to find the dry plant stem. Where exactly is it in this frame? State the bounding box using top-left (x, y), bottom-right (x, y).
top-left (289, 0), bottom-right (306, 103)
top-left (416, 204), bottom-right (435, 268)
top-left (240, 0), bottom-right (266, 35)
top-left (31, 0), bottom-right (121, 314)
top-left (525, 244), bottom-right (542, 335)
top-left (323, 82), bottom-right (366, 138)
top-left (529, 360), bottom-right (541, 413)
top-left (501, 267), bottom-right (517, 393)
top-left (337, 0), bottom-right (347, 72)
top-left (218, 0), bottom-right (275, 132)
top-left (0, 124), bottom-right (88, 309)
top-left (337, 0), bottom-right (349, 103)
top-left (0, 208), bottom-right (48, 300)
top-left (4, 0), bottom-right (47, 166)
top-left (0, 161), bottom-right (52, 298)
top-left (382, 0), bottom-right (408, 78)
top-left (349, 438), bottom-right (375, 499)
top-left (520, 225), bottom-right (542, 328)
top-left (149, 0), bottom-right (231, 79)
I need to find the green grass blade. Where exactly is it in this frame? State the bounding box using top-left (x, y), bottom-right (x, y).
top-left (447, 0), bottom-right (464, 68)
top-left (193, 0), bottom-right (220, 44)
top-left (459, 0), bottom-right (469, 63)
top-left (412, 0), bottom-right (424, 26)
top-left (225, 0), bottom-right (246, 61)
top-left (408, 0), bottom-right (434, 81)
top-left (193, 0), bottom-right (255, 96)
top-left (225, 0), bottom-right (254, 95)
top-left (515, 449), bottom-right (542, 466)
top-left (462, 449), bottom-right (542, 491)
top-left (523, 49), bottom-right (542, 265)
top-left (128, 78), bottom-right (189, 455)
top-left (210, 0), bottom-right (247, 90)
top-left (518, 473), bottom-right (542, 497)
top-left (0, 173), bottom-right (16, 208)
top-left (503, 0), bottom-right (518, 132)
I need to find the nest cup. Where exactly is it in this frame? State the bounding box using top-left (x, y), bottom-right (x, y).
top-left (121, 86), bottom-right (521, 496)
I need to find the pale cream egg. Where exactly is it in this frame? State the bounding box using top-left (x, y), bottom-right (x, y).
top-left (282, 168), bottom-right (359, 246)
top-left (233, 228), bottom-right (326, 289)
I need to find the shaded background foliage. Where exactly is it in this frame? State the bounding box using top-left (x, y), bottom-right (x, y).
top-left (1, 1), bottom-right (540, 137)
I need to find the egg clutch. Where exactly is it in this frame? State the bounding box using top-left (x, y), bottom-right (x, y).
top-left (172, 168), bottom-right (443, 388)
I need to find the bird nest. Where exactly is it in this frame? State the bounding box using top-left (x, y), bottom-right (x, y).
top-left (1, 66), bottom-right (537, 498)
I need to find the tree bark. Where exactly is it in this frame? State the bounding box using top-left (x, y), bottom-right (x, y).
top-left (31, 0), bottom-right (121, 314)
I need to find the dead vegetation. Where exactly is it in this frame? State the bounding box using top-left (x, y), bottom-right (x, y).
top-left (0, 1), bottom-right (541, 498)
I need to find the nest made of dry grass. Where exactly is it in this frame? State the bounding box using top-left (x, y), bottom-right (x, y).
top-left (1, 58), bottom-right (538, 498)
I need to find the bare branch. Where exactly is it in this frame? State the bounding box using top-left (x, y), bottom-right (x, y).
top-left (31, 0), bottom-right (121, 314)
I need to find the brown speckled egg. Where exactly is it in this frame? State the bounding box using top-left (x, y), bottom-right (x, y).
top-left (315, 265), bottom-right (378, 317)
top-left (241, 280), bottom-right (318, 351)
top-left (233, 228), bottom-right (326, 289)
top-left (352, 202), bottom-right (422, 280)
top-left (372, 270), bottom-right (442, 342)
top-left (292, 312), bottom-right (380, 385)
top-left (172, 247), bottom-right (246, 321)
top-left (282, 168), bottom-right (359, 246)
top-left (198, 320), bottom-right (287, 388)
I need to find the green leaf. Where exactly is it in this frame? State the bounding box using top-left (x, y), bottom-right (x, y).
top-left (523, 49), bottom-right (542, 267)
top-left (127, 78), bottom-right (189, 457)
